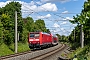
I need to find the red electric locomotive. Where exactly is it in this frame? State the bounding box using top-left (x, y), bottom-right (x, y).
top-left (28, 32), bottom-right (58, 49)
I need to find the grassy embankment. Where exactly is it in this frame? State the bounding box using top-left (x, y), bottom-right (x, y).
top-left (67, 43), bottom-right (90, 60)
top-left (60, 42), bottom-right (90, 60)
top-left (0, 42), bottom-right (30, 56)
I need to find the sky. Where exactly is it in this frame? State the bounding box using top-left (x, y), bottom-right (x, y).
top-left (0, 0), bottom-right (85, 36)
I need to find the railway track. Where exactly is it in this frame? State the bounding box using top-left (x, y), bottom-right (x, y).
top-left (0, 50), bottom-right (32, 60)
top-left (30, 44), bottom-right (66, 60)
top-left (0, 44), bottom-right (65, 60)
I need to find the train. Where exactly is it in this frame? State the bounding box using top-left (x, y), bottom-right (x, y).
top-left (28, 32), bottom-right (58, 49)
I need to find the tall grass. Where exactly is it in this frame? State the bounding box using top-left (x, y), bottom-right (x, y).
top-left (0, 43), bottom-right (14, 56)
top-left (68, 45), bottom-right (90, 60)
top-left (0, 42), bottom-right (30, 56)
top-left (18, 42), bottom-right (30, 52)
top-left (9, 42), bottom-right (30, 53)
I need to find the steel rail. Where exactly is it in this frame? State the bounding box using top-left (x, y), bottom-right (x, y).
top-left (0, 50), bottom-right (32, 60)
top-left (29, 44), bottom-right (66, 60)
top-left (0, 44), bottom-right (64, 60)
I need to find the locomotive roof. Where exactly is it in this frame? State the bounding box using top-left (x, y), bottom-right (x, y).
top-left (29, 32), bottom-right (52, 35)
top-left (42, 32), bottom-right (51, 35)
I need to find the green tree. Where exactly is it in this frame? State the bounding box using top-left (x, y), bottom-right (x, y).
top-left (35, 19), bottom-right (47, 32)
top-left (0, 19), bottom-right (3, 45)
top-left (22, 27), bottom-right (29, 43)
top-left (21, 17), bottom-right (36, 43)
top-left (69, 26), bottom-right (80, 43)
top-left (69, 0), bottom-right (90, 45)
top-left (0, 2), bottom-right (23, 44)
top-left (1, 14), bottom-right (13, 45)
top-left (25, 17), bottom-right (35, 32)
top-left (82, 0), bottom-right (90, 44)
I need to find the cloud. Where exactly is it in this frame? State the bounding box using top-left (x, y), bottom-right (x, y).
top-left (36, 1), bottom-right (42, 5)
top-left (72, 24), bottom-right (77, 26)
top-left (61, 28), bottom-right (64, 31)
top-left (0, 1), bottom-right (58, 13)
top-left (50, 23), bottom-right (72, 36)
top-left (53, 23), bottom-right (60, 28)
top-left (0, 1), bottom-right (58, 18)
top-left (21, 1), bottom-right (58, 12)
top-left (0, 1), bottom-right (11, 8)
top-left (38, 3), bottom-right (57, 12)
top-left (63, 17), bottom-right (74, 20)
top-left (62, 11), bottom-right (69, 14)
top-left (40, 0), bottom-right (70, 3)
top-left (60, 28), bottom-right (68, 33)
top-left (61, 22), bottom-right (67, 25)
top-left (21, 2), bottom-right (37, 12)
top-left (37, 14), bottom-right (51, 19)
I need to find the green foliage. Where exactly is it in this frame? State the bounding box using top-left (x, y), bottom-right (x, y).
top-left (0, 1), bottom-right (51, 56)
top-left (3, 30), bottom-right (14, 45)
top-left (56, 34), bottom-right (68, 43)
top-left (1, 14), bottom-right (12, 29)
top-left (0, 2), bottom-right (50, 45)
top-left (0, 19), bottom-right (3, 45)
top-left (69, 26), bottom-right (80, 44)
top-left (2, 2), bottom-right (22, 18)
top-left (25, 17), bottom-right (35, 32)
top-left (17, 42), bottom-right (30, 52)
top-left (9, 42), bottom-right (30, 53)
top-left (56, 34), bottom-right (61, 40)
top-left (0, 43), bottom-right (30, 56)
top-left (21, 27), bottom-right (29, 43)
top-left (22, 17), bottom-right (51, 43)
top-left (68, 45), bottom-right (89, 60)
top-left (35, 19), bottom-right (47, 32)
top-left (1, 14), bottom-right (14, 45)
top-left (23, 17), bottom-right (50, 33)
top-left (68, 0), bottom-right (90, 59)
top-left (22, 17), bottom-right (37, 43)
top-left (0, 2), bottom-right (23, 45)
top-left (0, 43), bottom-right (14, 56)
top-left (69, 0), bottom-right (90, 46)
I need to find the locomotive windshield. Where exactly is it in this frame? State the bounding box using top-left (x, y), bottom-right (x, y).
top-left (30, 34), bottom-right (34, 38)
top-left (30, 33), bottom-right (40, 38)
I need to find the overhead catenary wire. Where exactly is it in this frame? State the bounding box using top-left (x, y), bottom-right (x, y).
top-left (24, 1), bottom-right (76, 32)
top-left (9, 0), bottom-right (78, 35)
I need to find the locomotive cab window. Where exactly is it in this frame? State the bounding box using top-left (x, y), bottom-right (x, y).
top-left (30, 34), bottom-right (34, 38)
top-left (30, 33), bottom-right (40, 38)
top-left (35, 34), bottom-right (39, 38)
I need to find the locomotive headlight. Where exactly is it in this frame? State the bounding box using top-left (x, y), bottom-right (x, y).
top-left (30, 39), bottom-right (33, 41)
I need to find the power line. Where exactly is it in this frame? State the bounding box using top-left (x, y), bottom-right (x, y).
top-left (16, 1), bottom-right (76, 35)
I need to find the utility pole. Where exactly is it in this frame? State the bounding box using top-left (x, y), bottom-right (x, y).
top-left (18, 33), bottom-right (19, 41)
top-left (15, 11), bottom-right (17, 53)
top-left (80, 24), bottom-right (84, 48)
top-left (74, 29), bottom-right (75, 42)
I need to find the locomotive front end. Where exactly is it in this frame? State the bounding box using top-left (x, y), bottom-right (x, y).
top-left (28, 32), bottom-right (40, 49)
